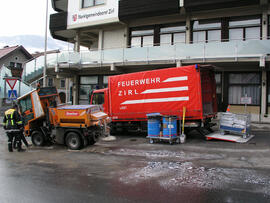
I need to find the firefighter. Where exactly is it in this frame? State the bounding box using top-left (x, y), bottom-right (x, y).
top-left (3, 104), bottom-right (24, 152)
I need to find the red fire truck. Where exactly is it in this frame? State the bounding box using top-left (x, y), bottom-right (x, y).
top-left (90, 64), bottom-right (217, 135)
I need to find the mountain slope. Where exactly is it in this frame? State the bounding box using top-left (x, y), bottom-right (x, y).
top-left (0, 35), bottom-right (70, 53)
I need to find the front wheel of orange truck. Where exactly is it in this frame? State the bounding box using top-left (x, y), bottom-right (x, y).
top-left (31, 131), bottom-right (45, 146)
top-left (65, 132), bottom-right (82, 150)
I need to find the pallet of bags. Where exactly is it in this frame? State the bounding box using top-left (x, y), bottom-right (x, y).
top-left (219, 112), bottom-right (251, 138)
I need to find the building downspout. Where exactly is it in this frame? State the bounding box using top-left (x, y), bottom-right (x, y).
top-left (260, 7), bottom-right (268, 122)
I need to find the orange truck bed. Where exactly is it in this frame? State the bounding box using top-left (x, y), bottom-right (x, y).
top-left (49, 105), bottom-right (108, 128)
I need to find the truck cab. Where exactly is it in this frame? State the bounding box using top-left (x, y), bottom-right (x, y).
top-left (90, 88), bottom-right (109, 115)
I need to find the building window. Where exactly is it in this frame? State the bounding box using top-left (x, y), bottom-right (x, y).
top-left (130, 29), bottom-right (154, 47)
top-left (82, 0), bottom-right (105, 8)
top-left (192, 20), bottom-right (221, 43)
top-left (228, 73), bottom-right (260, 105)
top-left (48, 78), bottom-right (53, 87)
top-left (16, 63), bottom-right (22, 68)
top-left (79, 76), bottom-right (98, 104)
top-left (160, 25), bottom-right (186, 45)
top-left (60, 79), bottom-right (66, 88)
top-left (38, 79), bottom-right (43, 87)
top-left (103, 76), bottom-right (109, 88)
top-left (229, 17), bottom-right (261, 41)
top-left (10, 62), bottom-right (15, 68)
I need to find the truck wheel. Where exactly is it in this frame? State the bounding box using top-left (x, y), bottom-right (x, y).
top-left (31, 131), bottom-right (45, 146)
top-left (65, 132), bottom-right (82, 150)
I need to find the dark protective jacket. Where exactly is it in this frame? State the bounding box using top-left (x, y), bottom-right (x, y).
top-left (3, 108), bottom-right (23, 130)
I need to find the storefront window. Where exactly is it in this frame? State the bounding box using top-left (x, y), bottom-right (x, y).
top-left (228, 73), bottom-right (260, 105)
top-left (79, 76), bottom-right (98, 104)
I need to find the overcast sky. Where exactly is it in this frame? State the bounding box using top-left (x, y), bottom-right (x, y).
top-left (0, 0), bottom-right (55, 37)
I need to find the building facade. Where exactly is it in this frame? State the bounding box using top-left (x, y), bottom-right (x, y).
top-left (48, 0), bottom-right (270, 122)
top-left (0, 45), bottom-right (32, 78)
top-left (0, 45), bottom-right (33, 105)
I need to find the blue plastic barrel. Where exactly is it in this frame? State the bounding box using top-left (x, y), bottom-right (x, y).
top-left (147, 113), bottom-right (161, 137)
top-left (163, 116), bottom-right (177, 138)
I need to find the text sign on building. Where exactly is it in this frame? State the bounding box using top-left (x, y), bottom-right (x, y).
top-left (240, 97), bottom-right (252, 104)
top-left (67, 0), bottom-right (119, 29)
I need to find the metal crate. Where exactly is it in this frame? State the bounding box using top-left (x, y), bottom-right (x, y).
top-left (219, 112), bottom-right (251, 138)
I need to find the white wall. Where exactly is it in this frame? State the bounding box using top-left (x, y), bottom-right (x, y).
top-left (103, 28), bottom-right (127, 49)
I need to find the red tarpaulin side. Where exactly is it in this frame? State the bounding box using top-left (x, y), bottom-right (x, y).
top-left (108, 65), bottom-right (205, 121)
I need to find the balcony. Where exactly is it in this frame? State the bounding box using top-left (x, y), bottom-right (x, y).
top-left (23, 39), bottom-right (270, 83)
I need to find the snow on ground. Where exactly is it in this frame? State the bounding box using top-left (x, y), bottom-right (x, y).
top-left (112, 148), bottom-right (270, 195)
top-left (118, 161), bottom-right (270, 195)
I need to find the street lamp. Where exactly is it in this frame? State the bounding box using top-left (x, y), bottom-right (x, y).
top-left (43, 0), bottom-right (48, 87)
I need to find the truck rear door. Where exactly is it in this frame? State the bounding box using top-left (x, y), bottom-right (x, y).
top-left (200, 69), bottom-right (217, 116)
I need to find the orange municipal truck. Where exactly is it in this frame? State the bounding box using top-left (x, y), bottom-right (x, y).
top-left (17, 87), bottom-right (110, 150)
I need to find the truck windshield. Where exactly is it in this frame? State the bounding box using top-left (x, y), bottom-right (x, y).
top-left (18, 95), bottom-right (33, 113)
top-left (92, 93), bottom-right (104, 105)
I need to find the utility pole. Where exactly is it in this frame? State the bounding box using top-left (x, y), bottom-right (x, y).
top-left (43, 0), bottom-right (48, 87)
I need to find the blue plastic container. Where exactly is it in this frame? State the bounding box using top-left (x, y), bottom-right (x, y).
top-left (147, 113), bottom-right (161, 137)
top-left (163, 116), bottom-right (177, 138)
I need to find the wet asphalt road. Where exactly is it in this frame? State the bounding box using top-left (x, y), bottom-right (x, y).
top-left (0, 128), bottom-right (270, 203)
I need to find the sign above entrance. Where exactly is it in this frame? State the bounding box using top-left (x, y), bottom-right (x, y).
top-left (6, 79), bottom-right (17, 90)
top-left (67, 0), bottom-right (119, 29)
